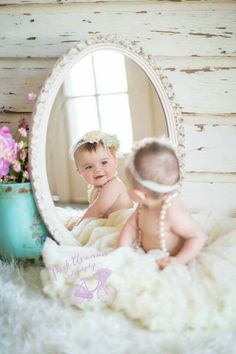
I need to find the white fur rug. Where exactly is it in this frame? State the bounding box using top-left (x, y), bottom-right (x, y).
top-left (1, 261), bottom-right (236, 354)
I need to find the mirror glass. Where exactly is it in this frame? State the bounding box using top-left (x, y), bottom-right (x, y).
top-left (46, 49), bottom-right (168, 224)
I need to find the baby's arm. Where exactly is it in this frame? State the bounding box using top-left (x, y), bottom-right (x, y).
top-left (66, 180), bottom-right (122, 230)
top-left (158, 198), bottom-right (206, 269)
top-left (79, 179), bottom-right (122, 223)
top-left (116, 208), bottom-right (138, 248)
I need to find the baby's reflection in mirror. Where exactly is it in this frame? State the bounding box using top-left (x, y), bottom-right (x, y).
top-left (57, 130), bottom-right (133, 232)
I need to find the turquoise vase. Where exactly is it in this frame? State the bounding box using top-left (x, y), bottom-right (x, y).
top-left (0, 182), bottom-right (49, 263)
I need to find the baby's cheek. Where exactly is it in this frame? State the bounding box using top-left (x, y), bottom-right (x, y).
top-left (81, 171), bottom-right (92, 183)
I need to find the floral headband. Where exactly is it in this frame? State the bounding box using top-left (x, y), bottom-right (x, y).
top-left (127, 136), bottom-right (180, 194)
top-left (72, 130), bottom-right (120, 158)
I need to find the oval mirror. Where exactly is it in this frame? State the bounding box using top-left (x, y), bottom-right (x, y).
top-left (30, 36), bottom-right (184, 245)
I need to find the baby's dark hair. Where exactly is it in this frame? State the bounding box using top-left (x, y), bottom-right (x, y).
top-left (76, 141), bottom-right (102, 153)
top-left (72, 140), bottom-right (116, 167)
top-left (127, 140), bottom-right (180, 198)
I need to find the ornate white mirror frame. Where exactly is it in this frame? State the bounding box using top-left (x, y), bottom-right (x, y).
top-left (29, 35), bottom-right (185, 245)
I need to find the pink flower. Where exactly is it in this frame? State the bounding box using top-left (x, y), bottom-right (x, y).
top-left (0, 126), bottom-right (11, 138)
top-left (18, 127), bottom-right (27, 138)
top-left (12, 160), bottom-right (21, 173)
top-left (27, 92), bottom-right (37, 101)
top-left (0, 121), bottom-right (30, 183)
top-left (0, 159), bottom-right (10, 177)
top-left (0, 127), bottom-right (18, 163)
top-left (18, 117), bottom-right (29, 130)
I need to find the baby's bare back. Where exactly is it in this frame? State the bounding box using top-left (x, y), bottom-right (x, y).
top-left (138, 206), bottom-right (184, 255)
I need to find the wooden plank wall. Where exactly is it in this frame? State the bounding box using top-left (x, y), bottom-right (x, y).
top-left (0, 0), bottom-right (236, 214)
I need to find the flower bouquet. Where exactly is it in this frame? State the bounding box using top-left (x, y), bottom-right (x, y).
top-left (0, 118), bottom-right (30, 183)
top-left (0, 118), bottom-right (48, 263)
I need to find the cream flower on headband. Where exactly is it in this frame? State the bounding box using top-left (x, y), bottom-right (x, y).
top-left (77, 130), bottom-right (120, 152)
top-left (83, 130), bottom-right (103, 144)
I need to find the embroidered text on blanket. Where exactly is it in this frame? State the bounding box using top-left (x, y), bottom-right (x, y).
top-left (48, 251), bottom-right (107, 281)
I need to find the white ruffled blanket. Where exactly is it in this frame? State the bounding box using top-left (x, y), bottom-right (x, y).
top-left (40, 209), bottom-right (236, 331)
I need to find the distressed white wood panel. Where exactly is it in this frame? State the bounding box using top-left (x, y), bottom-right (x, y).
top-left (156, 56), bottom-right (236, 69)
top-left (0, 3), bottom-right (235, 57)
top-left (183, 115), bottom-right (236, 176)
top-left (184, 120), bottom-right (236, 173)
top-left (181, 180), bottom-right (236, 214)
top-left (185, 171), bottom-right (236, 183)
top-left (166, 69), bottom-right (236, 114)
top-left (158, 57), bottom-right (236, 114)
top-left (182, 112), bottom-right (236, 125)
top-left (0, 112), bottom-right (31, 137)
top-left (3, 0), bottom-right (235, 4)
top-left (0, 58), bottom-right (54, 112)
top-left (0, 57), bottom-right (235, 113)
top-left (0, 0), bottom-right (160, 3)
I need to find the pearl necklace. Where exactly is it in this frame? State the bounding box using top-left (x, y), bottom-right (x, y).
top-left (136, 192), bottom-right (179, 255)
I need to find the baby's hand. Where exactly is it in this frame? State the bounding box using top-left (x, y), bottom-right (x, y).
top-left (66, 216), bottom-right (81, 231)
top-left (156, 256), bottom-right (178, 270)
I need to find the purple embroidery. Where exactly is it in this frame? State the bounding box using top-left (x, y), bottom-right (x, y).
top-left (70, 268), bottom-right (115, 304)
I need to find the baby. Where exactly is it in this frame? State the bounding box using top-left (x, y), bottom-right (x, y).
top-left (117, 137), bottom-right (206, 269)
top-left (67, 130), bottom-right (133, 230)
